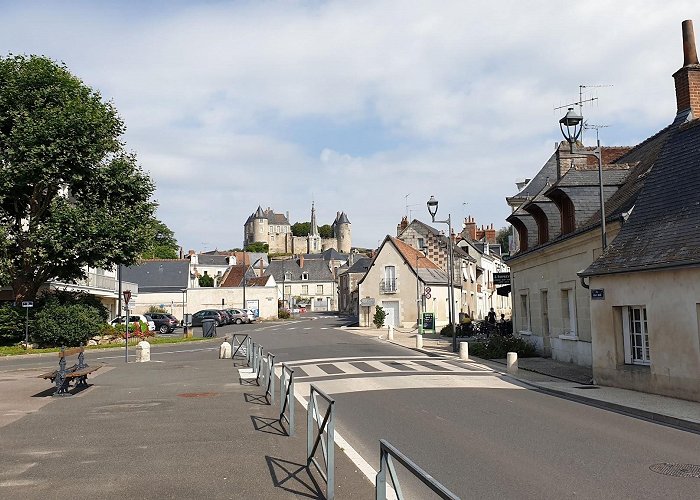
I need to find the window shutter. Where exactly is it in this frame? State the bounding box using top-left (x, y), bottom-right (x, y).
top-left (622, 307), bottom-right (632, 364)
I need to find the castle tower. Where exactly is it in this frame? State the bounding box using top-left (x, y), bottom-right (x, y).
top-left (335, 212), bottom-right (351, 253)
top-left (252, 206), bottom-right (269, 245)
top-left (307, 202), bottom-right (322, 254)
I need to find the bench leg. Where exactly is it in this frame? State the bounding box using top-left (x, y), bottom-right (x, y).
top-left (75, 375), bottom-right (88, 388)
top-left (53, 373), bottom-right (71, 397)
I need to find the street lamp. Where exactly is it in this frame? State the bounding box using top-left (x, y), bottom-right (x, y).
top-left (426, 196), bottom-right (457, 352)
top-left (558, 108), bottom-right (607, 249)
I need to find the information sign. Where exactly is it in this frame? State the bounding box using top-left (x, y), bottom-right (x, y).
top-left (591, 289), bottom-right (605, 300)
top-left (21, 301), bottom-right (33, 308)
top-left (493, 273), bottom-right (511, 285)
top-left (421, 312), bottom-right (435, 332)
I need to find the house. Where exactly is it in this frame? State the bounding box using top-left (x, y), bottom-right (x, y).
top-left (357, 236), bottom-right (454, 328)
top-left (265, 254), bottom-right (338, 311)
top-left (578, 20), bottom-right (700, 401)
top-left (337, 255), bottom-right (372, 315)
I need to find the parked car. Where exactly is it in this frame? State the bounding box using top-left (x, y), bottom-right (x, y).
top-left (225, 308), bottom-right (249, 324)
top-left (110, 315), bottom-right (156, 332)
top-left (242, 309), bottom-right (257, 323)
top-left (218, 310), bottom-right (233, 325)
top-left (191, 309), bottom-right (225, 327)
top-left (144, 313), bottom-right (179, 334)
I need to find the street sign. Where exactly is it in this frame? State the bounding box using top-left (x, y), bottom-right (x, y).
top-left (424, 287), bottom-right (431, 294)
top-left (123, 290), bottom-right (132, 304)
top-left (21, 301), bottom-right (33, 308)
top-left (591, 289), bottom-right (605, 300)
top-left (360, 298), bottom-right (375, 307)
top-left (421, 312), bottom-right (435, 332)
top-left (493, 273), bottom-right (511, 285)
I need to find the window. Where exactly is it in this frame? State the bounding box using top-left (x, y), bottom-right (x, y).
top-left (417, 237), bottom-right (425, 249)
top-left (623, 306), bottom-right (650, 365)
top-left (284, 285), bottom-right (291, 296)
top-left (381, 266), bottom-right (397, 293)
top-left (561, 288), bottom-right (577, 336)
top-left (302, 285), bottom-right (308, 295)
top-left (519, 293), bottom-right (530, 331)
top-left (317, 284), bottom-right (323, 294)
top-left (301, 272), bottom-right (309, 281)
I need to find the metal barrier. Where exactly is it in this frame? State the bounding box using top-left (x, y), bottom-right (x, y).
top-left (376, 439), bottom-right (460, 500)
top-left (279, 363), bottom-right (295, 436)
top-left (245, 336), bottom-right (252, 366)
top-left (307, 384), bottom-right (335, 500)
top-left (254, 344), bottom-right (264, 384)
top-left (231, 334), bottom-right (249, 361)
top-left (265, 352), bottom-right (275, 404)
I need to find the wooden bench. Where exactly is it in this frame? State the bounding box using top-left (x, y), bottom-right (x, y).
top-left (39, 345), bottom-right (101, 396)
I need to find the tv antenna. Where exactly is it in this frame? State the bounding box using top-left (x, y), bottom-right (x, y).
top-left (554, 84), bottom-right (613, 141)
top-left (584, 122), bottom-right (609, 143)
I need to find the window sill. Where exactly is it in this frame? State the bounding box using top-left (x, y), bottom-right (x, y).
top-left (558, 334), bottom-right (579, 341)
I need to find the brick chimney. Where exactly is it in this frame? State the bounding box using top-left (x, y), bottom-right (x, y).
top-left (673, 20), bottom-right (700, 118)
top-left (485, 223), bottom-right (497, 244)
top-left (299, 254), bottom-right (304, 269)
top-left (463, 216), bottom-right (477, 240)
top-left (397, 216), bottom-right (409, 236)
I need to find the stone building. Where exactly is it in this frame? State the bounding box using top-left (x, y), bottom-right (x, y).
top-left (243, 203), bottom-right (351, 254)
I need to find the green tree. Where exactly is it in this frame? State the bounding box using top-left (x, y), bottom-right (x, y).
top-left (318, 224), bottom-right (333, 238)
top-left (373, 306), bottom-right (386, 328)
top-left (244, 242), bottom-right (269, 253)
top-left (496, 227), bottom-right (511, 253)
top-left (291, 222), bottom-right (310, 236)
top-left (198, 274), bottom-right (214, 287)
top-left (140, 218), bottom-right (179, 259)
top-left (0, 55), bottom-right (157, 302)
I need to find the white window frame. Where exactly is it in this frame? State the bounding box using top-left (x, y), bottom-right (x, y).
top-left (316, 284), bottom-right (323, 295)
top-left (622, 305), bottom-right (650, 366)
top-left (301, 272), bottom-right (309, 281)
top-left (301, 284), bottom-right (308, 295)
top-left (560, 288), bottom-right (577, 338)
top-left (519, 293), bottom-right (530, 332)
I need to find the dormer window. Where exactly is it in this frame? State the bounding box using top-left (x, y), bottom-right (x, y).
top-left (284, 271), bottom-right (293, 281)
top-left (301, 272), bottom-right (309, 281)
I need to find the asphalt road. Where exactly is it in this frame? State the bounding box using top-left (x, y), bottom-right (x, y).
top-left (3, 315), bottom-right (700, 499)
top-left (245, 314), bottom-right (700, 499)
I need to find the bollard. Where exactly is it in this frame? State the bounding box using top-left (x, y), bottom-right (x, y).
top-left (459, 342), bottom-right (469, 361)
top-left (507, 351), bottom-right (518, 374)
top-left (219, 340), bottom-right (232, 359)
top-left (388, 325), bottom-right (394, 341)
top-left (135, 341), bottom-right (151, 362)
top-left (415, 334), bottom-right (423, 349)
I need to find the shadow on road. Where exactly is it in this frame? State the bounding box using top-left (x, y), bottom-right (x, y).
top-left (244, 392), bottom-right (270, 405)
top-left (265, 455), bottom-right (324, 499)
top-left (251, 415), bottom-right (287, 436)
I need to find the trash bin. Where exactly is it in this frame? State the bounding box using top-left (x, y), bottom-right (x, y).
top-left (202, 318), bottom-right (217, 338)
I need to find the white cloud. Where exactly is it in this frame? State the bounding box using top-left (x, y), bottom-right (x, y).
top-left (1, 0), bottom-right (697, 250)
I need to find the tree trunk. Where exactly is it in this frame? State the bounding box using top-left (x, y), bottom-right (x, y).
top-left (11, 276), bottom-right (43, 304)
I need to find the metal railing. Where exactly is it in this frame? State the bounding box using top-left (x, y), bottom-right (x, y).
top-left (252, 343), bottom-right (264, 385)
top-left (231, 334), bottom-right (250, 361)
top-left (307, 384), bottom-right (335, 500)
top-left (246, 336), bottom-right (252, 366)
top-left (376, 439), bottom-right (460, 500)
top-left (265, 352), bottom-right (275, 404)
top-left (279, 363), bottom-right (295, 436)
top-left (380, 278), bottom-right (398, 294)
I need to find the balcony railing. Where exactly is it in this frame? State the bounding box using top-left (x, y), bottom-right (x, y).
top-left (379, 279), bottom-right (397, 294)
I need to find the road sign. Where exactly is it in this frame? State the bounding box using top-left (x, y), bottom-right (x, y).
top-left (424, 292), bottom-right (431, 300)
top-left (591, 289), bottom-right (605, 300)
top-left (360, 298), bottom-right (376, 307)
top-left (123, 290), bottom-right (132, 304)
top-left (424, 287), bottom-right (431, 294)
top-left (21, 301), bottom-right (33, 308)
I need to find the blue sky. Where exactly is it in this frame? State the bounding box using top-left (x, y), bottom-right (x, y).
top-left (1, 0), bottom-right (697, 251)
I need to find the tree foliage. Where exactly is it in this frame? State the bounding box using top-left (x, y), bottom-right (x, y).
top-left (244, 242), bottom-right (269, 253)
top-left (318, 224), bottom-right (333, 238)
top-left (0, 55), bottom-right (157, 301)
top-left (140, 218), bottom-right (179, 259)
top-left (291, 222), bottom-right (310, 236)
top-left (33, 302), bottom-right (103, 347)
top-left (198, 274), bottom-right (214, 287)
top-left (496, 227), bottom-right (510, 253)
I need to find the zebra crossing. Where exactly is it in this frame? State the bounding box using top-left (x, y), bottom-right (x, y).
top-left (276, 355), bottom-right (519, 396)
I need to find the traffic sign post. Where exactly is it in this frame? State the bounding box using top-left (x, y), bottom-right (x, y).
top-left (21, 301), bottom-right (33, 348)
top-left (123, 291), bottom-right (131, 363)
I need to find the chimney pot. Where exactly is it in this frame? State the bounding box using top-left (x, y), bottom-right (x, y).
top-left (683, 20), bottom-right (699, 66)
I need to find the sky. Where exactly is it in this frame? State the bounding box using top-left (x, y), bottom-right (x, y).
top-left (1, 1), bottom-right (697, 252)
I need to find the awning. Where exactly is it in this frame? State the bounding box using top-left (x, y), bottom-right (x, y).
top-left (496, 285), bottom-right (511, 296)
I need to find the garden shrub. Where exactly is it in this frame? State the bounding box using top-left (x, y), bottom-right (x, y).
top-left (440, 323), bottom-right (455, 336)
top-left (33, 302), bottom-right (104, 347)
top-left (469, 335), bottom-right (537, 359)
top-left (278, 309), bottom-right (290, 319)
top-left (36, 290), bottom-right (109, 322)
top-left (373, 306), bottom-right (386, 328)
top-left (0, 305), bottom-right (23, 343)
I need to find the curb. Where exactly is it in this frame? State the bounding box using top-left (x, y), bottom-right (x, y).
top-left (384, 337), bottom-right (700, 435)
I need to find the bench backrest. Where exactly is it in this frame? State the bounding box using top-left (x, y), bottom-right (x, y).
top-left (59, 346), bottom-right (84, 358)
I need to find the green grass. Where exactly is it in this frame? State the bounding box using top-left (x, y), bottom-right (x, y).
top-left (0, 335), bottom-right (214, 357)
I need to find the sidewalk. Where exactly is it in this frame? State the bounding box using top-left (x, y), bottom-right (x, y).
top-left (343, 326), bottom-right (700, 434)
top-left (0, 342), bottom-right (373, 499)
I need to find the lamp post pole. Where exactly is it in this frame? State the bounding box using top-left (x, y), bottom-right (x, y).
top-left (559, 108), bottom-right (607, 250)
top-left (415, 247), bottom-right (427, 332)
top-left (427, 196), bottom-right (456, 352)
top-left (181, 288), bottom-right (188, 337)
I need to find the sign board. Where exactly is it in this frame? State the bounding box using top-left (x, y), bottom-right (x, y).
top-left (123, 290), bottom-right (132, 304)
top-left (421, 312), bottom-right (435, 332)
top-left (246, 299), bottom-right (260, 318)
top-left (591, 289), bottom-right (605, 300)
top-left (21, 301), bottom-right (33, 308)
top-left (493, 272), bottom-right (511, 285)
top-left (360, 298), bottom-right (376, 307)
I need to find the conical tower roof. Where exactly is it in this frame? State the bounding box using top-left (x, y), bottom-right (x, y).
top-left (337, 212), bottom-right (350, 224)
top-left (254, 206), bottom-right (265, 219)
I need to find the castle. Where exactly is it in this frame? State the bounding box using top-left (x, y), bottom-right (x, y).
top-left (244, 203), bottom-right (351, 254)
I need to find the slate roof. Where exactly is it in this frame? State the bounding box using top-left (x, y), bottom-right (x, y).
top-left (122, 260), bottom-right (190, 293)
top-left (301, 249), bottom-right (349, 262)
top-left (197, 254), bottom-right (230, 266)
top-left (336, 212), bottom-right (351, 224)
top-left (346, 257), bottom-right (372, 274)
top-left (507, 151), bottom-right (558, 203)
top-left (245, 206), bottom-right (291, 225)
top-left (416, 268), bottom-right (450, 285)
top-left (265, 258), bottom-right (334, 282)
top-left (582, 116), bottom-right (700, 276)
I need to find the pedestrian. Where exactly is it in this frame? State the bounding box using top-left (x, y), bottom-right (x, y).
top-left (487, 307), bottom-right (496, 324)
